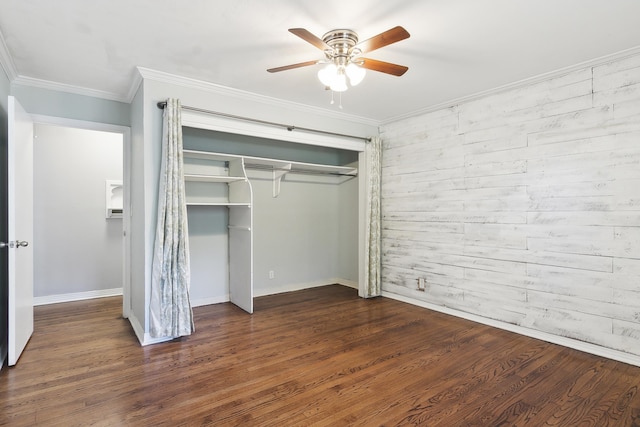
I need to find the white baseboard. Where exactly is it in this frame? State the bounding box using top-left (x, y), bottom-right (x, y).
top-left (382, 290), bottom-right (640, 368)
top-left (127, 313), bottom-right (146, 344)
top-left (33, 288), bottom-right (123, 306)
top-left (189, 279), bottom-right (357, 307)
top-left (191, 294), bottom-right (230, 308)
top-left (253, 278), bottom-right (355, 297)
top-left (127, 312), bottom-right (173, 347)
top-left (334, 278), bottom-right (359, 289)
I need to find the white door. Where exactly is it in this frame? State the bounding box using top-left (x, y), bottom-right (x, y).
top-left (6, 96), bottom-right (34, 366)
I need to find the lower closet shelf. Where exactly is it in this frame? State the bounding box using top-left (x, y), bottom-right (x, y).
top-left (186, 202), bottom-right (251, 207)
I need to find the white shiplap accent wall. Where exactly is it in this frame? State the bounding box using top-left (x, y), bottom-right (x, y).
top-left (380, 53), bottom-right (640, 359)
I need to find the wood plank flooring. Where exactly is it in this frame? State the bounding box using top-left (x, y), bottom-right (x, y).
top-left (2, 285), bottom-right (640, 426)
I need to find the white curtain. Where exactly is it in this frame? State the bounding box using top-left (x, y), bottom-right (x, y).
top-left (149, 98), bottom-right (194, 338)
top-left (364, 136), bottom-right (382, 297)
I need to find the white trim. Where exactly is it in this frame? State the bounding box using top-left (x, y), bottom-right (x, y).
top-left (383, 44), bottom-right (640, 124)
top-left (335, 278), bottom-right (359, 289)
top-left (126, 69), bottom-right (143, 103)
top-left (137, 66), bottom-right (378, 128)
top-left (11, 75), bottom-right (129, 103)
top-left (128, 312), bottom-right (173, 346)
top-left (191, 294), bottom-right (230, 308)
top-left (30, 114), bottom-right (130, 134)
top-left (127, 312), bottom-right (146, 344)
top-left (189, 280), bottom-right (356, 308)
top-left (382, 290), bottom-right (640, 368)
top-left (254, 280), bottom-right (328, 297)
top-left (33, 288), bottom-right (122, 306)
top-left (4, 44), bottom-right (640, 127)
top-left (358, 150), bottom-right (367, 298)
top-left (254, 279), bottom-right (352, 298)
top-left (182, 110), bottom-right (366, 152)
top-left (0, 27), bottom-right (17, 80)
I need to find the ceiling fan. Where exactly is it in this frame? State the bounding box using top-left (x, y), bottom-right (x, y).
top-left (267, 26), bottom-right (410, 93)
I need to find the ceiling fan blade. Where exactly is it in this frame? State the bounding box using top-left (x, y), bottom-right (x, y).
top-left (267, 60), bottom-right (320, 73)
top-left (355, 26), bottom-right (410, 54)
top-left (360, 58), bottom-right (408, 76)
top-left (288, 28), bottom-right (330, 51)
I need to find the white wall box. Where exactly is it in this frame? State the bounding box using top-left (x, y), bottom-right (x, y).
top-left (105, 180), bottom-right (123, 218)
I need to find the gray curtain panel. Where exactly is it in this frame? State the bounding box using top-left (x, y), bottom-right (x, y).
top-left (150, 98), bottom-right (195, 338)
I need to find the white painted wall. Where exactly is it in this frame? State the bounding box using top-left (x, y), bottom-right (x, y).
top-left (250, 171), bottom-right (348, 295)
top-left (33, 123), bottom-right (123, 298)
top-left (380, 53), bottom-right (640, 358)
top-left (187, 206), bottom-right (229, 305)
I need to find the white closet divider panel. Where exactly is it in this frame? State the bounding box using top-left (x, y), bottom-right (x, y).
top-left (228, 157), bottom-right (253, 313)
top-left (229, 226), bottom-right (252, 313)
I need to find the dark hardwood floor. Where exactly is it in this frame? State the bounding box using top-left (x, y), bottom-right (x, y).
top-left (2, 285), bottom-right (640, 426)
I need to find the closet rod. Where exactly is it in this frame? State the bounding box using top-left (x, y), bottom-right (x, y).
top-left (244, 163), bottom-right (357, 177)
top-left (157, 101), bottom-right (371, 142)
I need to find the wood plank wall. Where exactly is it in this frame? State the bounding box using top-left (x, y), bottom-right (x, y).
top-left (379, 53), bottom-right (640, 358)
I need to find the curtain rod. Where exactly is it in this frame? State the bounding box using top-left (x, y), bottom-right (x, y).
top-left (157, 101), bottom-right (371, 142)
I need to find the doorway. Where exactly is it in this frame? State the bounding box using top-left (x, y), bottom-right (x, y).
top-left (30, 117), bottom-right (131, 317)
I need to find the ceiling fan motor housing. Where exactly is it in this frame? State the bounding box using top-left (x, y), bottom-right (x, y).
top-left (322, 29), bottom-right (360, 66)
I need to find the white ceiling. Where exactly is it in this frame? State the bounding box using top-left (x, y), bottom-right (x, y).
top-left (1, 0), bottom-right (640, 123)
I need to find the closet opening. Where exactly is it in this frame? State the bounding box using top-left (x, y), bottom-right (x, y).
top-left (182, 127), bottom-right (360, 309)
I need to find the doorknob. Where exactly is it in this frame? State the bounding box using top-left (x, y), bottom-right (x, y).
top-left (0, 241), bottom-right (29, 248)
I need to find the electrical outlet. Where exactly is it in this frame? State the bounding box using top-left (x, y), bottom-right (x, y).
top-left (417, 277), bottom-right (426, 291)
top-left (269, 270), bottom-right (275, 279)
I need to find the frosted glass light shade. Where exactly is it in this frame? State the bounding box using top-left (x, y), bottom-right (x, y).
top-left (317, 62), bottom-right (362, 92)
top-left (330, 73), bottom-right (348, 92)
top-left (346, 63), bottom-right (366, 86)
top-left (317, 64), bottom-right (337, 86)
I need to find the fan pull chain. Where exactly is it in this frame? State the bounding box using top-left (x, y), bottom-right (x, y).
top-left (328, 91), bottom-right (343, 109)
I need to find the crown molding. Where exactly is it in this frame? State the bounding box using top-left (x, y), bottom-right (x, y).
top-left (383, 44), bottom-right (640, 125)
top-left (0, 27), bottom-right (17, 81)
top-left (126, 68), bottom-right (143, 102)
top-left (135, 66), bottom-right (379, 128)
top-left (11, 75), bottom-right (129, 103)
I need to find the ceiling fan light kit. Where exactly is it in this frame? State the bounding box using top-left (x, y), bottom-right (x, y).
top-left (317, 29), bottom-right (363, 92)
top-left (268, 26), bottom-right (410, 103)
top-left (317, 63), bottom-right (364, 92)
